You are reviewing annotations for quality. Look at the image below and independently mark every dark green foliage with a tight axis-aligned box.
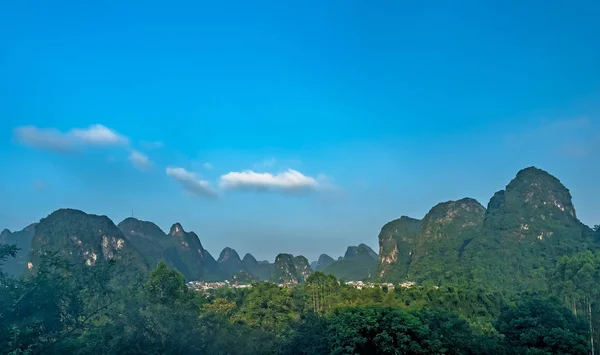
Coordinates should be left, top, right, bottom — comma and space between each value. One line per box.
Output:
323, 244, 378, 281
496, 297, 590, 355
409, 198, 485, 285
0, 223, 36, 276
326, 306, 442, 354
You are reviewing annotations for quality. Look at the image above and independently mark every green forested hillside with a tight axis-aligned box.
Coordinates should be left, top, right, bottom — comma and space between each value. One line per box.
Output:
0, 223, 36, 276
377, 167, 596, 292
464, 167, 594, 291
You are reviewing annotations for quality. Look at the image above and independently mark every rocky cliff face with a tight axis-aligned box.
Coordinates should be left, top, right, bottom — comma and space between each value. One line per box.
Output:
293, 255, 313, 282
271, 253, 300, 284
28, 209, 147, 281
376, 216, 421, 280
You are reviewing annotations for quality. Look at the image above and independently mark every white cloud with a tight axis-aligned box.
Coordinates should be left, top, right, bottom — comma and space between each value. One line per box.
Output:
70, 124, 129, 146
202, 162, 214, 170
14, 124, 128, 151
129, 150, 152, 171
13, 126, 74, 152
219, 169, 320, 192
166, 167, 217, 198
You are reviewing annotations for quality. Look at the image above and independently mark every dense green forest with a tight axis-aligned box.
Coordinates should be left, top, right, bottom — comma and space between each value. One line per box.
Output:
0, 245, 596, 354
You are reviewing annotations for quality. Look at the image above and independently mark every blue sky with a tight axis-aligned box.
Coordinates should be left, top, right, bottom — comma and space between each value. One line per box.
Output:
1, 1, 599, 261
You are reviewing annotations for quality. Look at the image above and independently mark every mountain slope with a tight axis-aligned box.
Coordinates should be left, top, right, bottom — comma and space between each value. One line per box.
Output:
241, 253, 270, 280
323, 244, 378, 281
293, 255, 313, 282
118, 217, 190, 275
28, 209, 147, 281
464, 167, 594, 291
314, 254, 335, 271
377, 216, 421, 281
376, 167, 595, 291
218, 247, 243, 280
408, 198, 485, 285
271, 253, 300, 284
168, 223, 223, 281
0, 223, 37, 276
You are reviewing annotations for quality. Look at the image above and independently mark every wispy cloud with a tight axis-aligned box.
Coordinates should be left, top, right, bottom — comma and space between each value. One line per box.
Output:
202, 162, 214, 170
140, 140, 164, 149
32, 180, 47, 191
219, 169, 320, 192
129, 150, 152, 171
13, 126, 75, 152
14, 124, 128, 151
166, 167, 217, 198
252, 158, 277, 170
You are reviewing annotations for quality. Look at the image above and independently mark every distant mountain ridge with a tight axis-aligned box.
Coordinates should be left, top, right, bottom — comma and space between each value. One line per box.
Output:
3, 166, 594, 291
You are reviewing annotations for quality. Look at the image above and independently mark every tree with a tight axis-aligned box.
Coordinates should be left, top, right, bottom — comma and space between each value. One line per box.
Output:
327, 306, 442, 355
495, 297, 589, 355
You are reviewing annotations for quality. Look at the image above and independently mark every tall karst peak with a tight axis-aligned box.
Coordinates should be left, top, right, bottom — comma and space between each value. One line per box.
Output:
242, 253, 258, 264
377, 216, 421, 280
241, 253, 268, 280
218, 247, 241, 263
271, 253, 300, 284
293, 255, 313, 282
169, 222, 186, 236
501, 166, 576, 217
218, 247, 243, 280
344, 244, 377, 260
1, 228, 11, 238
315, 254, 335, 271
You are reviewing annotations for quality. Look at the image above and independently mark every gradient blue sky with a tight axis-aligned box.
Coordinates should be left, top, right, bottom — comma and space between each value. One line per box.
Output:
1, 1, 599, 261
